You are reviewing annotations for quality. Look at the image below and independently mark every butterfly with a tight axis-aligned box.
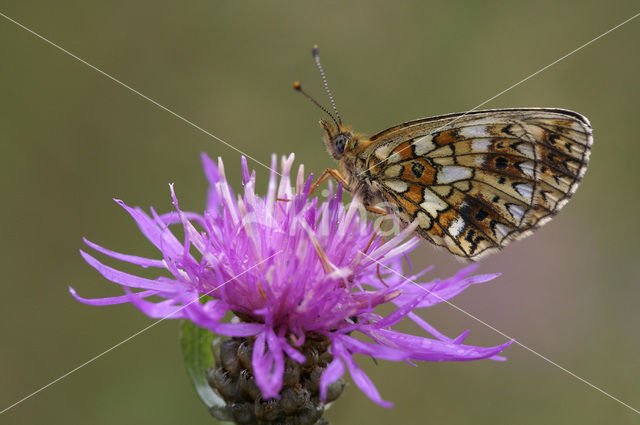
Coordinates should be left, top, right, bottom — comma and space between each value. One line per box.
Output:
295, 46, 593, 260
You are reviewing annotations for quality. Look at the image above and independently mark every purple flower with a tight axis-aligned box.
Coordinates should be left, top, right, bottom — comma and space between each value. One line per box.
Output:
71, 153, 511, 409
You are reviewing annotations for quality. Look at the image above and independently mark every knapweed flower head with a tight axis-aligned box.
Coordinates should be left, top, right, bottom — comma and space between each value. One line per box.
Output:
72, 153, 511, 421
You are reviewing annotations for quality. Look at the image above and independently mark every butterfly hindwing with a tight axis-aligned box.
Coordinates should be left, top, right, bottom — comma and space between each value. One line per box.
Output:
366, 108, 592, 259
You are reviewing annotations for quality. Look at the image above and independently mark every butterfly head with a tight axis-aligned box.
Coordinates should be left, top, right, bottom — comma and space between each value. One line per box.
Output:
320, 119, 355, 160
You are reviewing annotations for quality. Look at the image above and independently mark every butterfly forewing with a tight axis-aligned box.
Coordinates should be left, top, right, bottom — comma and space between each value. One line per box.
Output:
364, 108, 592, 259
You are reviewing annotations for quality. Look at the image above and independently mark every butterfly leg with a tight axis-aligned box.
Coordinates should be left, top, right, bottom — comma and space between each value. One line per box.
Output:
363, 220, 390, 285
309, 168, 350, 195
366, 205, 387, 215
364, 218, 387, 253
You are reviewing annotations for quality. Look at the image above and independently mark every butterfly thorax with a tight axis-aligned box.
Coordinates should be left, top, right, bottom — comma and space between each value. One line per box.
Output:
321, 119, 386, 206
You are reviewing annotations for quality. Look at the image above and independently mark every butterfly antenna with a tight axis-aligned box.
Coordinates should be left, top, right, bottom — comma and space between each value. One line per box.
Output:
312, 45, 342, 125
293, 81, 341, 129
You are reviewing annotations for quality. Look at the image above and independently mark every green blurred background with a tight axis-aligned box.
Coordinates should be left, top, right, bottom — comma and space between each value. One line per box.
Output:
1, 1, 639, 424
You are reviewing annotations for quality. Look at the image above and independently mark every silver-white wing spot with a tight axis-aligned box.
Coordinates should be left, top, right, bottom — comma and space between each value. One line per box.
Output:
383, 180, 409, 193
471, 138, 492, 152
495, 223, 510, 239
420, 188, 448, 216
514, 183, 534, 202
416, 211, 432, 229
374, 144, 394, 161
436, 166, 473, 184
459, 125, 491, 138
507, 203, 525, 222
519, 160, 535, 177
448, 216, 466, 237
515, 143, 534, 158
384, 164, 403, 178
413, 134, 436, 155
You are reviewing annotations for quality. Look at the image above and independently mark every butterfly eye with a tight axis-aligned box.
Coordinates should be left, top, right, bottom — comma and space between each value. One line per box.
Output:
334, 134, 347, 154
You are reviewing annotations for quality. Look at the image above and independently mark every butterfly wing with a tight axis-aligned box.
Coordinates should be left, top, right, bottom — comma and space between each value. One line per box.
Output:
364, 108, 592, 260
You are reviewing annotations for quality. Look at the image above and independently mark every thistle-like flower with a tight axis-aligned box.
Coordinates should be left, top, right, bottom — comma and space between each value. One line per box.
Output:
72, 154, 511, 424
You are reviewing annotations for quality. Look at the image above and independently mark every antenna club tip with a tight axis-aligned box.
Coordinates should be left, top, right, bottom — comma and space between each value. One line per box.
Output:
293, 81, 302, 90
312, 45, 319, 57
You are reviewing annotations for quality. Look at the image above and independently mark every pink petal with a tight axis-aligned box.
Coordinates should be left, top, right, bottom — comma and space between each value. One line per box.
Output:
80, 250, 176, 292
69, 287, 158, 305
83, 238, 165, 268
333, 340, 393, 408
319, 355, 345, 401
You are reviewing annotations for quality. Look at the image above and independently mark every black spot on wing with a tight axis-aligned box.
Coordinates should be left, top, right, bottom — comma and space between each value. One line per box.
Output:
475, 209, 489, 221
495, 157, 508, 169
411, 162, 425, 178
459, 203, 473, 219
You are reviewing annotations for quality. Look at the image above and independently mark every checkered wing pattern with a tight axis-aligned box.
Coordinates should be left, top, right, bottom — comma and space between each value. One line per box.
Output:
364, 108, 592, 259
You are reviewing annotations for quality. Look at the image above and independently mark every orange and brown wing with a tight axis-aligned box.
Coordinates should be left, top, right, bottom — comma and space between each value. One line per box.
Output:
364, 109, 592, 259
